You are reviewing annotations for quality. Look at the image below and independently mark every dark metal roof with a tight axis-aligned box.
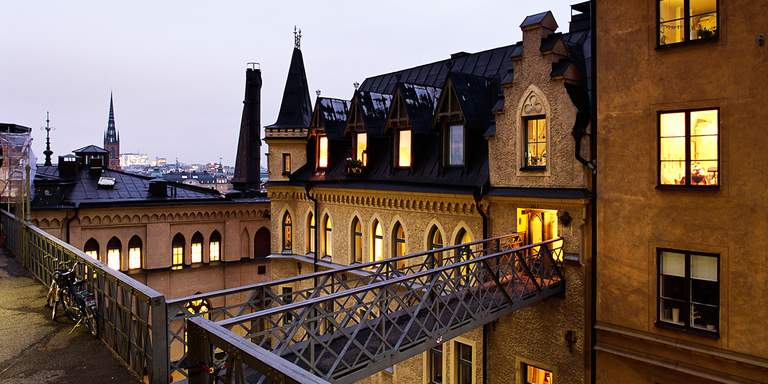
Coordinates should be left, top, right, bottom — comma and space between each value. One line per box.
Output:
313, 97, 350, 140
520, 11, 557, 29
350, 91, 392, 137
73, 145, 109, 154
0, 123, 32, 134
392, 83, 442, 134
266, 48, 313, 129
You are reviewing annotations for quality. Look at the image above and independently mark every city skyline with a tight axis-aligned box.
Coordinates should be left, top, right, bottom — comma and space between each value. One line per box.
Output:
0, 0, 570, 164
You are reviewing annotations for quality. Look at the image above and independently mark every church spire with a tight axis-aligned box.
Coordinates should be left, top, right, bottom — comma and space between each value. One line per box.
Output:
104, 93, 120, 169
43, 112, 53, 166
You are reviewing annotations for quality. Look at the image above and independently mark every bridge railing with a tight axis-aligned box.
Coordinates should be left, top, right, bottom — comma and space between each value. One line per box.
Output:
187, 238, 564, 384
164, 233, 524, 380
0, 210, 169, 384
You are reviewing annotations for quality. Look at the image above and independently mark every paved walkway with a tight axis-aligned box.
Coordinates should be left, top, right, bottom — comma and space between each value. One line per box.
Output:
0, 249, 140, 384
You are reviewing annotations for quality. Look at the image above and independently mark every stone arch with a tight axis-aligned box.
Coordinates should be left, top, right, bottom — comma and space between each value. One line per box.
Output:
517, 84, 553, 169
450, 222, 476, 246
423, 219, 447, 251
240, 227, 250, 259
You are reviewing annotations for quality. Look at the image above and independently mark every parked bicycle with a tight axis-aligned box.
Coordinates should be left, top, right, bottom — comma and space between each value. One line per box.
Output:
45, 262, 99, 337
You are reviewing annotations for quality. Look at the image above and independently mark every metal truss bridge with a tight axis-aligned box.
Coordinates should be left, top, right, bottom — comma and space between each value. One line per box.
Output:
178, 234, 566, 384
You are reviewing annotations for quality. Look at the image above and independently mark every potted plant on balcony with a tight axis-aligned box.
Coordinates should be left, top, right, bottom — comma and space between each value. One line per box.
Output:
346, 157, 365, 177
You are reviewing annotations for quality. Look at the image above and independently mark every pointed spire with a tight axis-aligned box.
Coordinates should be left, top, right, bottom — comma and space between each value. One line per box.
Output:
266, 34, 312, 130
104, 93, 118, 145
43, 112, 53, 166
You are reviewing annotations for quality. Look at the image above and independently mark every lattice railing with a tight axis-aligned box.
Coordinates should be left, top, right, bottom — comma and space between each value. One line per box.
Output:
0, 210, 168, 384
165, 233, 525, 381
186, 237, 564, 384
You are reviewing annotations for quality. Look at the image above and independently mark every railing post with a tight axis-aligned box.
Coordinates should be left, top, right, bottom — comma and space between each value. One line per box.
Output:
150, 295, 170, 384
186, 318, 211, 384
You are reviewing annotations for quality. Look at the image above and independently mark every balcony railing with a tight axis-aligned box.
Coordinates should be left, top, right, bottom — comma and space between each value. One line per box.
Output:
0, 210, 168, 384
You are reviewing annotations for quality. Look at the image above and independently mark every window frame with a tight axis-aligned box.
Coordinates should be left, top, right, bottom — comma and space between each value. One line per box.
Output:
372, 220, 384, 262
307, 212, 316, 255
282, 212, 293, 253
657, 107, 720, 190
171, 234, 185, 270
656, 248, 720, 338
128, 236, 143, 270
317, 135, 329, 170
522, 115, 547, 171
209, 231, 222, 262
354, 132, 368, 166
352, 217, 363, 264
392, 222, 406, 258
395, 129, 412, 168
427, 344, 444, 384
657, 0, 720, 48
521, 363, 555, 384
445, 123, 466, 167
454, 341, 474, 384
282, 153, 291, 176
323, 214, 333, 259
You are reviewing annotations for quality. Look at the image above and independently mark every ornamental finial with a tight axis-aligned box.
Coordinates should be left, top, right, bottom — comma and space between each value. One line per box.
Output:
294, 26, 302, 49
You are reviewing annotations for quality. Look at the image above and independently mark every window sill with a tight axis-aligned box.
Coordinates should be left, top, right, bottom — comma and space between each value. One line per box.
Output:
654, 321, 720, 339
520, 166, 546, 172
656, 35, 719, 50
655, 184, 720, 191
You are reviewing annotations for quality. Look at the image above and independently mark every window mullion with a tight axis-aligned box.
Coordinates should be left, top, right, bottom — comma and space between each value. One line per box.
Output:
685, 111, 692, 186
685, 252, 691, 328
684, 0, 691, 42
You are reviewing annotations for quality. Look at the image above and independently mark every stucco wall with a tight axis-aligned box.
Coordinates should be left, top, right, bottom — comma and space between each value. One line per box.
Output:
266, 139, 308, 181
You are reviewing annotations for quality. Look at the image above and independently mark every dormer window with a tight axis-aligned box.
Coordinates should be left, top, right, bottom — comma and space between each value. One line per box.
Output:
355, 132, 368, 165
447, 124, 465, 166
396, 129, 412, 167
318, 135, 329, 169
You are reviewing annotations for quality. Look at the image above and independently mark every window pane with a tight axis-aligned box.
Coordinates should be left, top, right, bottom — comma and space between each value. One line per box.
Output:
429, 346, 443, 384
660, 298, 685, 325
398, 130, 411, 167
129, 247, 141, 269
662, 275, 686, 300
690, 0, 716, 15
318, 136, 328, 168
691, 12, 718, 40
660, 19, 685, 45
660, 112, 686, 137
691, 255, 717, 281
449, 124, 464, 165
691, 279, 718, 305
524, 365, 555, 384
525, 118, 547, 167
107, 248, 120, 270
191, 242, 202, 263
660, 0, 685, 21
356, 133, 367, 165
85, 250, 98, 259
209, 241, 220, 262
691, 303, 718, 331
661, 251, 685, 276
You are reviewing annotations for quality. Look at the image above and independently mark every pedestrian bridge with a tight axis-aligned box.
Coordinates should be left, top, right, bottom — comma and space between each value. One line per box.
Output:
0, 210, 565, 384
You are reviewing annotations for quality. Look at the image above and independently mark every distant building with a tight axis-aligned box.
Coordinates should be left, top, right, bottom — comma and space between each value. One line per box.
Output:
120, 152, 151, 167
162, 168, 231, 194
103, 94, 120, 169
0, 123, 34, 209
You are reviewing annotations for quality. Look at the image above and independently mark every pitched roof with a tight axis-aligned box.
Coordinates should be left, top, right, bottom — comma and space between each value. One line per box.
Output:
73, 145, 109, 154
313, 97, 350, 140
266, 48, 312, 129
393, 83, 442, 133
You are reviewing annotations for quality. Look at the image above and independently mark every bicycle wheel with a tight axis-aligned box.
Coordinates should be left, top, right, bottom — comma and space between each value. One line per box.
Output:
48, 284, 59, 320
84, 307, 98, 337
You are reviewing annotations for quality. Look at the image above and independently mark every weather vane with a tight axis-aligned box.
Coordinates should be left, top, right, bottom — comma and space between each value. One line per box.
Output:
316, 89, 321, 96
353, 82, 360, 90
294, 26, 302, 49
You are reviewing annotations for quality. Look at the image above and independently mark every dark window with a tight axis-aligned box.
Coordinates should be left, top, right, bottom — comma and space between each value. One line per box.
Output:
352, 217, 362, 264
455, 341, 472, 384
658, 0, 719, 46
523, 116, 547, 169
522, 363, 554, 384
282, 153, 291, 175
171, 233, 185, 270
447, 124, 465, 166
658, 109, 719, 188
428, 345, 443, 384
282, 287, 293, 324
657, 249, 719, 334
392, 222, 406, 258
323, 214, 333, 258
282, 212, 293, 252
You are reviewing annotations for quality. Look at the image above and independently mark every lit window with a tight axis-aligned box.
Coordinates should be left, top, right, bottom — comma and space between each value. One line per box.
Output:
106, 237, 121, 270
307, 213, 316, 254
84, 238, 99, 259
658, 0, 718, 46
455, 341, 473, 384
658, 249, 719, 333
352, 217, 362, 264
282, 153, 291, 175
659, 109, 718, 187
209, 231, 221, 262
191, 232, 203, 264
356, 133, 367, 165
523, 364, 554, 384
372, 220, 383, 262
448, 124, 464, 166
427, 344, 443, 384
524, 117, 547, 168
282, 212, 293, 252
397, 130, 411, 167
318, 135, 329, 168
323, 214, 333, 258
172, 233, 185, 270
393, 222, 406, 258
128, 236, 142, 270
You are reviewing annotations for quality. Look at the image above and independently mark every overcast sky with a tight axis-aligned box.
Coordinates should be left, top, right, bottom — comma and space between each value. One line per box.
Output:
1, 1, 574, 166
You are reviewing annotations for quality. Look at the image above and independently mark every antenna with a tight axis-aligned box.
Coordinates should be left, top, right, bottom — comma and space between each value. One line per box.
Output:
42, 111, 54, 166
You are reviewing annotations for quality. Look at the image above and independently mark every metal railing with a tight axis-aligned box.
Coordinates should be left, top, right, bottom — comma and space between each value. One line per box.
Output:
186, 237, 564, 384
164, 233, 525, 381
0, 210, 168, 383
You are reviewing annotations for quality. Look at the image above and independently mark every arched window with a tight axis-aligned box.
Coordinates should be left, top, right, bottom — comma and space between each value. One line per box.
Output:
282, 212, 293, 252
106, 237, 121, 270
351, 217, 362, 264
84, 238, 99, 259
372, 220, 384, 262
172, 233, 185, 270
392, 222, 406, 258
306, 212, 316, 254
254, 227, 270, 259
209, 231, 221, 262
322, 214, 333, 258
427, 226, 444, 267
521, 91, 548, 170
455, 228, 472, 282
191, 232, 203, 264
241, 228, 250, 259
128, 236, 142, 270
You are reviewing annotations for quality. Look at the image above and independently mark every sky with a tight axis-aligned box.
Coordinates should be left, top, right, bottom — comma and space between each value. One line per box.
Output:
1, 1, 575, 166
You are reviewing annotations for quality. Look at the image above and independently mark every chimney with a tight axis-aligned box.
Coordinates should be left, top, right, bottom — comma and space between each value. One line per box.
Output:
232, 63, 263, 192
57, 155, 79, 179
148, 178, 168, 198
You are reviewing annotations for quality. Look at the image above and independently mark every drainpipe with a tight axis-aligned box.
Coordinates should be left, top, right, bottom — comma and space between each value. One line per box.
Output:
473, 186, 490, 384
589, 2, 598, 383
304, 184, 318, 274
63, 206, 80, 243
